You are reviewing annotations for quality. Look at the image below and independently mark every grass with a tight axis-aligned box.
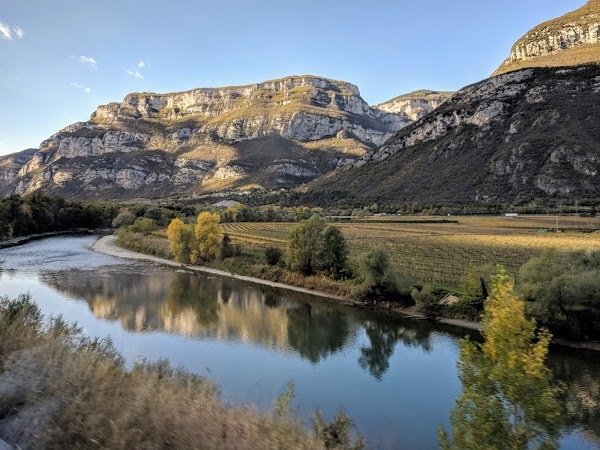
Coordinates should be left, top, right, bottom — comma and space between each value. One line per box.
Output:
495, 45, 600, 76
0, 294, 363, 449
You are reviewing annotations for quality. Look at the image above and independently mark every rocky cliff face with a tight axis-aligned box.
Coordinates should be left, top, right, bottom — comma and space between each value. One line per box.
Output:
309, 65, 600, 205
0, 76, 415, 198
373, 90, 454, 121
495, 0, 600, 75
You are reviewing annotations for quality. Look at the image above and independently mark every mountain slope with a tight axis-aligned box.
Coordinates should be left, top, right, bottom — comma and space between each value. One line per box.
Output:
0, 76, 412, 199
307, 65, 600, 206
494, 0, 600, 75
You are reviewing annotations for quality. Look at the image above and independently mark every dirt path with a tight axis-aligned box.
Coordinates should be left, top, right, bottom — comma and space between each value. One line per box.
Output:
91, 235, 484, 332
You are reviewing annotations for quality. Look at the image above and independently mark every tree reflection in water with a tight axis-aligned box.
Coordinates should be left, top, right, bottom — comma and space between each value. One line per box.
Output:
286, 303, 350, 364
165, 273, 221, 326
359, 320, 432, 380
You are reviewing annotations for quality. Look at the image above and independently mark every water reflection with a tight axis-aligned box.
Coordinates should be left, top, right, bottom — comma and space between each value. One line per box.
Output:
42, 269, 364, 364
359, 321, 432, 380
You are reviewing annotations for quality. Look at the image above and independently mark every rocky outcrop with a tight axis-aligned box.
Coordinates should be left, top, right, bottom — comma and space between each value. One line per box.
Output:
495, 0, 600, 75
374, 90, 454, 121
0, 75, 414, 198
309, 65, 600, 206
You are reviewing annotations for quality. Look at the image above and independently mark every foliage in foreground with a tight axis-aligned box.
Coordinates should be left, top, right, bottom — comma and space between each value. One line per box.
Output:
0, 294, 364, 449
439, 269, 564, 450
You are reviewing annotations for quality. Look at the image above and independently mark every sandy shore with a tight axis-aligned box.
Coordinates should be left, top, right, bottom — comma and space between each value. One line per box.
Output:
91, 235, 354, 303
91, 235, 484, 332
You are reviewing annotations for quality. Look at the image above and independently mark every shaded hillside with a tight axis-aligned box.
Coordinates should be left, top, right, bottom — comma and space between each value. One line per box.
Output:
495, 0, 600, 75
0, 76, 410, 199
307, 66, 600, 207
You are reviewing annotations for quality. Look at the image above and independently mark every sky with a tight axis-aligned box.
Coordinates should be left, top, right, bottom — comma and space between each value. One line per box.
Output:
0, 0, 588, 156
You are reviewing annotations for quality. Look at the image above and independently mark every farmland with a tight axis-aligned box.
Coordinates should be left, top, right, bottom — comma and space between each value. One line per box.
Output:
222, 215, 600, 286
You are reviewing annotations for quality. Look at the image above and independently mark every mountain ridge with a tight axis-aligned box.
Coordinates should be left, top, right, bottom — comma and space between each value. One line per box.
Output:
0, 75, 445, 199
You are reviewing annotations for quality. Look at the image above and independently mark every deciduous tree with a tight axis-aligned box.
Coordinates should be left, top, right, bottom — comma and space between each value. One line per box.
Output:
439, 268, 563, 450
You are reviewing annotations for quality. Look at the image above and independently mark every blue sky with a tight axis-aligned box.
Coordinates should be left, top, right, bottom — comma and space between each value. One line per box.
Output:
0, 0, 587, 156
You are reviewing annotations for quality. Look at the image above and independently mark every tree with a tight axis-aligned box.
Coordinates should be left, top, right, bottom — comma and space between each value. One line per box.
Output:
265, 246, 283, 266
286, 215, 327, 275
112, 211, 136, 228
220, 233, 234, 260
166, 218, 194, 263
192, 212, 222, 263
439, 268, 563, 450
319, 226, 348, 279
518, 249, 600, 340
358, 247, 400, 300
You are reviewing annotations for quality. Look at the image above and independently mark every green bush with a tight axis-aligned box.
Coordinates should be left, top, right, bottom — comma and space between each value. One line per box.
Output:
265, 246, 283, 266
411, 285, 442, 317
357, 247, 403, 301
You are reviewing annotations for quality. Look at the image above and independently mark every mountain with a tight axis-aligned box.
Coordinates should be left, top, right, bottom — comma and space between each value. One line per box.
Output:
0, 76, 415, 198
494, 0, 600, 75
307, 65, 600, 207
306, 1, 600, 208
374, 90, 454, 121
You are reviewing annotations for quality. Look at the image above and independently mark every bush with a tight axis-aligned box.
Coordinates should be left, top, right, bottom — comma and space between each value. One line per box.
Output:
518, 249, 600, 340
411, 285, 442, 317
357, 247, 402, 301
128, 217, 158, 235
112, 211, 136, 228
220, 233, 235, 260
265, 246, 283, 266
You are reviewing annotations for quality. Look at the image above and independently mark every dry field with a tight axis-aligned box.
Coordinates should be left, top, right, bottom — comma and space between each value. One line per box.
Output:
222, 215, 600, 285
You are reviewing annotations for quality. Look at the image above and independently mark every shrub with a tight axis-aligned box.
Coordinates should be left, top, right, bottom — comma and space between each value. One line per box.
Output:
412, 285, 442, 317
220, 233, 235, 260
128, 217, 158, 235
357, 247, 401, 301
265, 246, 283, 266
112, 211, 136, 228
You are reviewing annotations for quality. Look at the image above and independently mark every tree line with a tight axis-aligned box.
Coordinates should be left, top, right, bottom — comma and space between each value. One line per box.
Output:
0, 194, 118, 240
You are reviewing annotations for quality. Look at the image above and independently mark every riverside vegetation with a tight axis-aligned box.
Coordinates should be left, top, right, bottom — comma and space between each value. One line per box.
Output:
0, 293, 366, 449
114, 203, 600, 343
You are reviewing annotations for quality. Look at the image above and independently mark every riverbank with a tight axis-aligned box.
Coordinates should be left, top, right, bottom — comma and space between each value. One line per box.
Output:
92, 235, 483, 332
0, 229, 112, 250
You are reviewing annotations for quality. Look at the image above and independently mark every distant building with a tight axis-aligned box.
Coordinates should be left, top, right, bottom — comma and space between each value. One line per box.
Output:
505, 213, 519, 217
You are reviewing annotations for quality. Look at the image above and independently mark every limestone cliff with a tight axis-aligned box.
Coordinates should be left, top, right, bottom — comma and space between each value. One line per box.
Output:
495, 0, 600, 75
0, 76, 412, 198
373, 90, 454, 121
309, 65, 600, 205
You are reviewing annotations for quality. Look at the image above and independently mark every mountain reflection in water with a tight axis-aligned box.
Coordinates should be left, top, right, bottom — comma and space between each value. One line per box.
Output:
42, 268, 433, 374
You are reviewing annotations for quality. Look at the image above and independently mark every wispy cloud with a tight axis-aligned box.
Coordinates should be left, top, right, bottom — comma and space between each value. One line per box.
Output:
73, 55, 97, 69
126, 69, 144, 80
126, 60, 148, 80
70, 82, 92, 93
0, 22, 25, 40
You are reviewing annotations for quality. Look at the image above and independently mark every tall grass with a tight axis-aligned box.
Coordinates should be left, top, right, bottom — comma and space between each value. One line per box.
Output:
0, 294, 364, 449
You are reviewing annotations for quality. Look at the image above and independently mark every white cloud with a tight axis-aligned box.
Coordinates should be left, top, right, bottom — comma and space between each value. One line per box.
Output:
70, 82, 91, 93
0, 22, 13, 40
0, 23, 25, 40
74, 55, 97, 69
126, 69, 144, 80
137, 60, 145, 68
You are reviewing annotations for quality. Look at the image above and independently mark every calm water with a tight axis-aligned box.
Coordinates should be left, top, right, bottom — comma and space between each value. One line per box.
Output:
0, 235, 599, 449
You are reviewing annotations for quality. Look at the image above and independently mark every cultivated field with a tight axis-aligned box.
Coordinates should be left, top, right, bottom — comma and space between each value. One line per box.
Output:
222, 215, 600, 285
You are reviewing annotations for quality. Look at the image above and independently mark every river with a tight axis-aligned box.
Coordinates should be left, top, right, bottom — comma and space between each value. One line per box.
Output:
0, 235, 598, 449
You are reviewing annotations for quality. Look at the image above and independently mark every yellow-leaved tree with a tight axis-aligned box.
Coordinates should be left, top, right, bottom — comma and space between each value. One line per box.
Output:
192, 212, 222, 263
166, 218, 194, 263
439, 268, 564, 450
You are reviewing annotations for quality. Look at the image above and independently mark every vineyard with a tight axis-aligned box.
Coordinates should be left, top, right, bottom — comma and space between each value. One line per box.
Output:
222, 216, 600, 285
